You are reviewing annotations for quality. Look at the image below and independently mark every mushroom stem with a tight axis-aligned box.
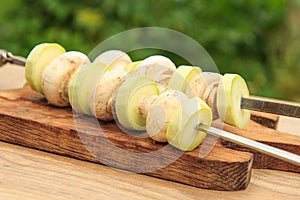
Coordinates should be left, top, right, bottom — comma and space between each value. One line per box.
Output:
138, 95, 158, 118
145, 90, 185, 143
106, 97, 114, 114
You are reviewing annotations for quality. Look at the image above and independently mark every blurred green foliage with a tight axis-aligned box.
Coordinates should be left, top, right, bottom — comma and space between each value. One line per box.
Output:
0, 0, 299, 101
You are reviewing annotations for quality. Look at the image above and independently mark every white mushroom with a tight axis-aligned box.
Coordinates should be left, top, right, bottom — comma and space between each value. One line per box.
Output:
93, 50, 132, 71
146, 89, 186, 142
114, 76, 212, 150
90, 70, 127, 121
130, 55, 176, 85
41, 51, 90, 107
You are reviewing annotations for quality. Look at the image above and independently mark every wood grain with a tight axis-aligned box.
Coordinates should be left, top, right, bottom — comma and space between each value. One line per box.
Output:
1, 141, 300, 200
223, 121, 300, 173
0, 87, 253, 191
1, 64, 299, 198
250, 110, 279, 129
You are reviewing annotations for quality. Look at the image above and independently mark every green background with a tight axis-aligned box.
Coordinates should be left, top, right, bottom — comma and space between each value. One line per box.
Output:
1, 0, 299, 101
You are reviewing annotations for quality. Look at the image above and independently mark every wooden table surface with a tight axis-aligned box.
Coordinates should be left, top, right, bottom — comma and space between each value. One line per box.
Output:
1, 64, 300, 199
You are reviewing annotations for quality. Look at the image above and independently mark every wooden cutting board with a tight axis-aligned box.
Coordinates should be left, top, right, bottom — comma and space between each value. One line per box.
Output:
0, 87, 299, 191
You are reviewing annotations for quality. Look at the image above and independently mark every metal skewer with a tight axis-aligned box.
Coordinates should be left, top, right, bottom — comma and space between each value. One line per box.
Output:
196, 124, 300, 166
241, 97, 300, 118
1, 49, 299, 166
0, 49, 26, 67
2, 49, 299, 118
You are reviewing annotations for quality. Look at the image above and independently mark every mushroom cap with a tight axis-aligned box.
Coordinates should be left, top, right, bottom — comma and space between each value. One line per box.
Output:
90, 70, 127, 121
42, 51, 90, 107
130, 55, 176, 85
93, 50, 132, 71
146, 90, 187, 142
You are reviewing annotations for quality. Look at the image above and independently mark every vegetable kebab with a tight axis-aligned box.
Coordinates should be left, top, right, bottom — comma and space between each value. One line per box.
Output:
25, 43, 251, 151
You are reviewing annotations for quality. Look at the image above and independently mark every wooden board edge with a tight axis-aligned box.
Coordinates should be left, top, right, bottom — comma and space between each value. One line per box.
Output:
221, 140, 300, 173
0, 112, 253, 191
